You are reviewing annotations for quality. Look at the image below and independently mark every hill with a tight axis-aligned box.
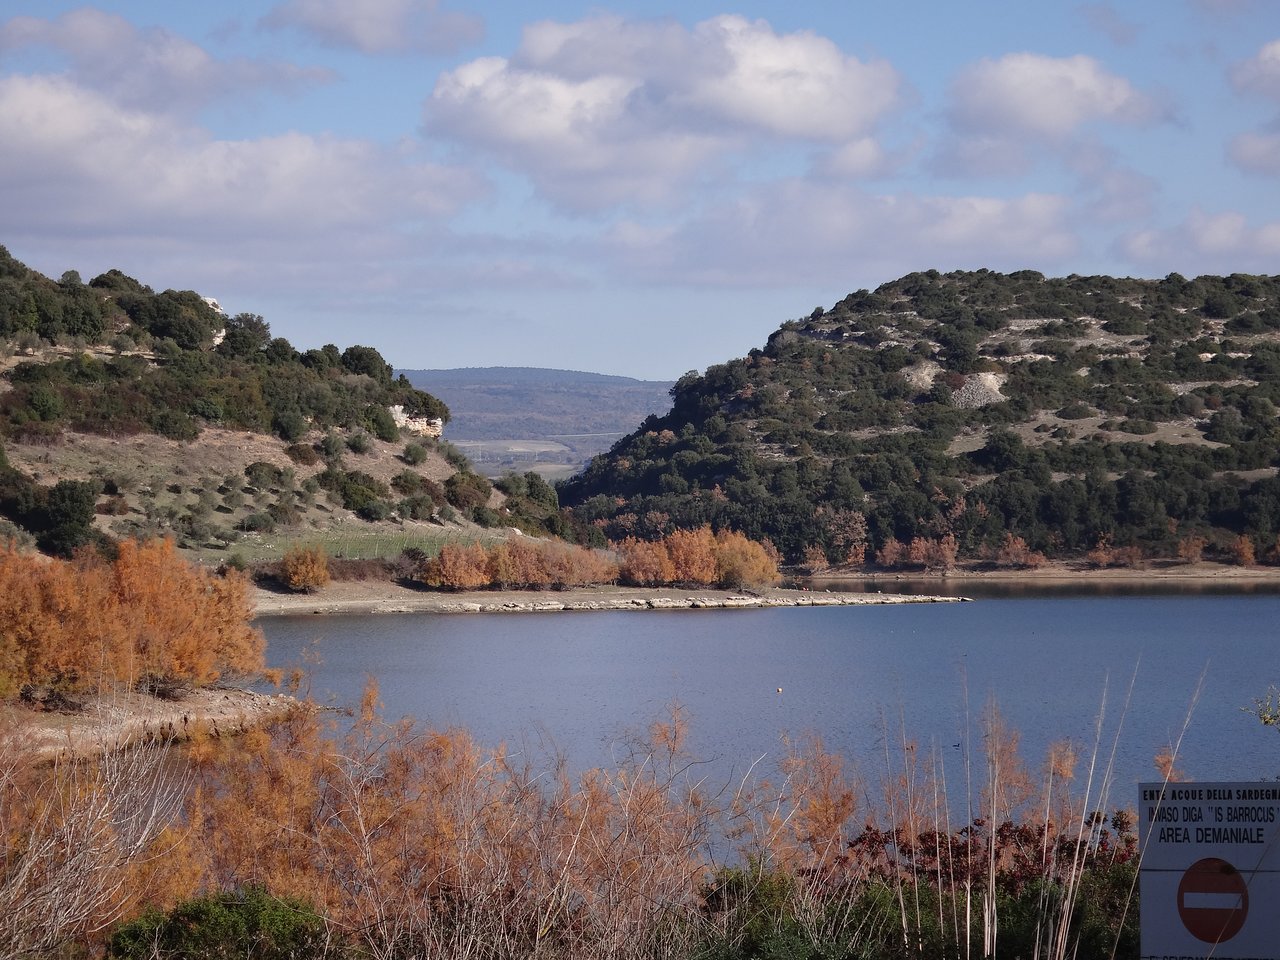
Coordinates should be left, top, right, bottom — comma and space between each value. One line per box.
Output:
559, 269, 1280, 568
399, 366, 673, 477
0, 246, 565, 558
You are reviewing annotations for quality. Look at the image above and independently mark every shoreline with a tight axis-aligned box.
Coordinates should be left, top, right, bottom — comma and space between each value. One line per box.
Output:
813, 560, 1280, 585
250, 560, 1280, 618
251, 583, 968, 617
8, 686, 300, 761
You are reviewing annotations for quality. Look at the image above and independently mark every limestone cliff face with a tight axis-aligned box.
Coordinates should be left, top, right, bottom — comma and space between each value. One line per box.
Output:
389, 405, 444, 438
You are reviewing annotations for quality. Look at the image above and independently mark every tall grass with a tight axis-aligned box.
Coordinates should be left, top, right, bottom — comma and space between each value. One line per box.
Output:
8, 669, 1199, 960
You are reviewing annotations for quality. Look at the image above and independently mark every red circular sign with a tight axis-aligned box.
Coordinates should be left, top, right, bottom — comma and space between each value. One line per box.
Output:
1177, 857, 1249, 943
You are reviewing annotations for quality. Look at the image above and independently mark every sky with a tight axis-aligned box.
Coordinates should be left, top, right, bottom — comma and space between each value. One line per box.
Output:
1, 1, 1278, 380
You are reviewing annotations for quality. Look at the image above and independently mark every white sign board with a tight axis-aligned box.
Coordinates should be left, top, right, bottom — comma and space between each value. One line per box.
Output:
1140, 782, 1280, 959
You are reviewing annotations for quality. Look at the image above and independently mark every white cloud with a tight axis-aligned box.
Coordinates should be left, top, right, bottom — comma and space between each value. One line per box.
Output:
812, 138, 895, 179
671, 16, 899, 142
949, 53, 1159, 139
426, 14, 902, 210
1229, 130, 1280, 175
602, 181, 1075, 286
262, 0, 483, 55
0, 9, 328, 113
428, 56, 722, 209
0, 74, 482, 239
930, 134, 1036, 178
1121, 208, 1280, 272
1231, 39, 1280, 100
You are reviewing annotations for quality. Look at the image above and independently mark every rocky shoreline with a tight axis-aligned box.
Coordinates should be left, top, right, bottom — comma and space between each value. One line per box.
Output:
252, 584, 968, 617
11, 686, 300, 761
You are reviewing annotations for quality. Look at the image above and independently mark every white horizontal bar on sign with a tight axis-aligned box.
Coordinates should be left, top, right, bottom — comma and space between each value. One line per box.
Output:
1181, 892, 1245, 910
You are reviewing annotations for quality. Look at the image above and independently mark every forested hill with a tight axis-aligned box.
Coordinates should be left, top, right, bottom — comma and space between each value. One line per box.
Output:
0, 246, 551, 558
559, 269, 1280, 567
398, 367, 673, 441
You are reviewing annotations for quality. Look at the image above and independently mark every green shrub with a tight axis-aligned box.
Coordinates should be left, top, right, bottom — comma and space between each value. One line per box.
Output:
107, 887, 330, 960
1057, 402, 1093, 420
244, 461, 281, 490
151, 408, 199, 441
398, 494, 435, 520
284, 442, 319, 465
402, 442, 428, 465
272, 409, 308, 442
440, 441, 470, 470
1119, 418, 1157, 435
239, 511, 276, 533
319, 431, 345, 461
357, 499, 392, 521
444, 472, 492, 510
471, 505, 503, 527
366, 404, 399, 442
392, 469, 424, 494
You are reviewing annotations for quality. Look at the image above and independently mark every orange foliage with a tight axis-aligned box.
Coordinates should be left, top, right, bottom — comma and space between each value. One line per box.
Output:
617, 537, 675, 586
0, 539, 263, 694
875, 536, 904, 569
1084, 536, 1115, 568
421, 542, 491, 590
423, 538, 622, 590
3, 685, 1143, 959
905, 536, 932, 568
617, 528, 778, 589
988, 532, 1047, 569
664, 526, 718, 585
769, 734, 860, 872
1175, 535, 1207, 564
1229, 534, 1256, 567
280, 545, 330, 593
712, 529, 779, 588
180, 692, 714, 959
801, 544, 829, 574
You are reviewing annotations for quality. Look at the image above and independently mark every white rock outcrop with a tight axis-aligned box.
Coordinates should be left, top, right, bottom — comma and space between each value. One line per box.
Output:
389, 405, 444, 437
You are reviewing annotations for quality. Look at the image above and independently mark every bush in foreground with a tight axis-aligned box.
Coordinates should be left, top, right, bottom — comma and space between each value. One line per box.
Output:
0, 537, 263, 695
107, 887, 329, 960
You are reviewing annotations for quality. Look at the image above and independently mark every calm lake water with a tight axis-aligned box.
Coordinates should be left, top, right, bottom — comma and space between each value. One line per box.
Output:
258, 594, 1280, 805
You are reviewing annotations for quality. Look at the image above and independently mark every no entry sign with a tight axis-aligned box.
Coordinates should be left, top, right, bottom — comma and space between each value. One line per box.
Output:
1140, 782, 1280, 959
1177, 857, 1248, 943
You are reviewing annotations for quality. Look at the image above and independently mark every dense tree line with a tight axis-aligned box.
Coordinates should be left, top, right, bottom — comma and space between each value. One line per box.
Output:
417, 526, 779, 591
561, 269, 1280, 565
0, 246, 448, 446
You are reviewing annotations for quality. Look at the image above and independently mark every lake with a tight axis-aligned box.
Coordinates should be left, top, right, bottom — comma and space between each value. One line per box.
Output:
258, 593, 1280, 809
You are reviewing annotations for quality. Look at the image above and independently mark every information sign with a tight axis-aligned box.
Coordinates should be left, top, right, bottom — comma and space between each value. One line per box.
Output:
1139, 782, 1280, 960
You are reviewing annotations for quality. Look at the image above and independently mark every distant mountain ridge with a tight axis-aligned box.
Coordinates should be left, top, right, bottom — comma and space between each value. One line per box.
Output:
398, 367, 674, 442
402, 366, 662, 387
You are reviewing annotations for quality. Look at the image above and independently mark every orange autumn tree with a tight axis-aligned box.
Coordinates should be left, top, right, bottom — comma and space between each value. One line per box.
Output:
664, 527, 718, 585
424, 539, 621, 591
0, 538, 263, 695
711, 530, 780, 589
617, 537, 676, 586
279, 545, 330, 593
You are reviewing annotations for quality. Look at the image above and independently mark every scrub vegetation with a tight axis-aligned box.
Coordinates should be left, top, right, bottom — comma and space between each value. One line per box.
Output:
562, 269, 1280, 569
6, 680, 1142, 960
